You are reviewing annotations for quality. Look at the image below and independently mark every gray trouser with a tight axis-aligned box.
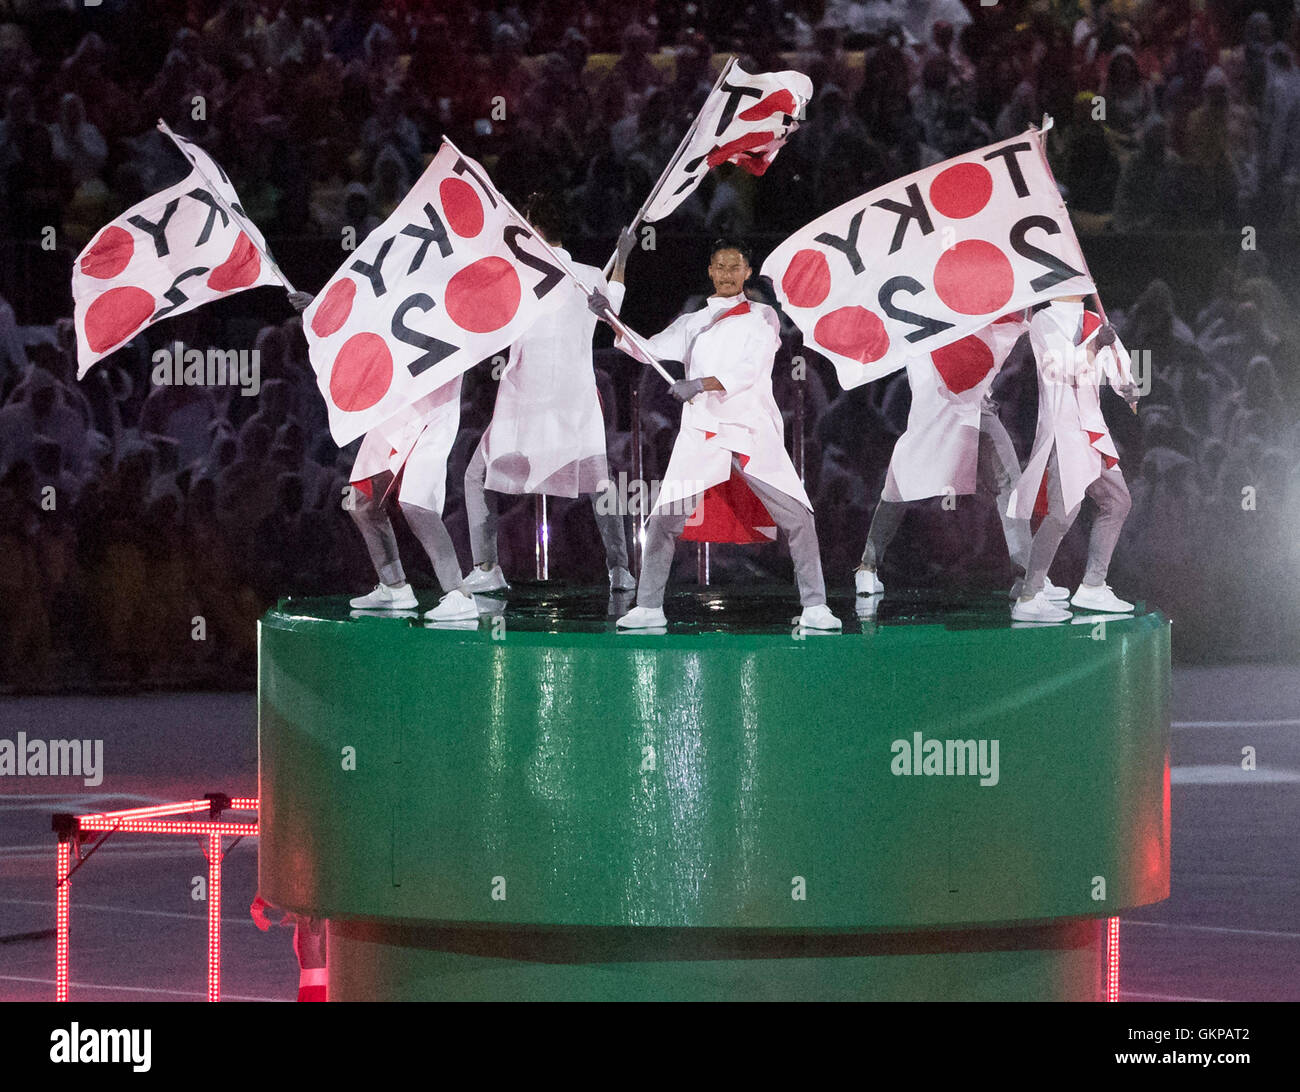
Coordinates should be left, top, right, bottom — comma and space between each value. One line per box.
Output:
348, 483, 463, 593
861, 403, 1031, 575
1023, 451, 1131, 597
464, 435, 629, 571
637, 460, 826, 610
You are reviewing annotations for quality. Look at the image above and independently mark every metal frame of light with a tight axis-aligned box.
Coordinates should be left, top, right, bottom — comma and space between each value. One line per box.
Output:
53, 795, 259, 1002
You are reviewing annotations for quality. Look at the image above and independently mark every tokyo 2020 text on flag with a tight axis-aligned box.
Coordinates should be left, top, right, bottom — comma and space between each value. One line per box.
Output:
641, 59, 812, 224
305, 141, 568, 445
72, 125, 286, 377
761, 127, 1095, 390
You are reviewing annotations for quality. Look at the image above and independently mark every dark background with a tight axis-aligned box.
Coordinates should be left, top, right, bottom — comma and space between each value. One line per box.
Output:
1, 0, 1298, 690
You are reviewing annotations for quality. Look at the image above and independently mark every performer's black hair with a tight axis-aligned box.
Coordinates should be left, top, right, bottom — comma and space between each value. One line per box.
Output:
708, 237, 753, 267
521, 191, 570, 245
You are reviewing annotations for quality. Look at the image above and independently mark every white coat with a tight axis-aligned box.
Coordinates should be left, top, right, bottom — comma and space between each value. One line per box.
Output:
882, 312, 1028, 502
350, 375, 462, 513
1008, 300, 1136, 520
481, 250, 623, 497
629, 293, 810, 526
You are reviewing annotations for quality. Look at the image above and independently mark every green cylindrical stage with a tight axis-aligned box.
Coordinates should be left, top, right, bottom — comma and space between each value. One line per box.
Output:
258, 589, 1170, 1001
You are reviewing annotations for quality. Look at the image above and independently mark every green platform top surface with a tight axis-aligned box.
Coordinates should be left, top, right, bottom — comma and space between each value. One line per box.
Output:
258, 587, 1171, 932
262, 583, 1163, 648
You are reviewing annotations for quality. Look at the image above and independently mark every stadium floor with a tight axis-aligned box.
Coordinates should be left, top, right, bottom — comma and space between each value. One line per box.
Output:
1, 664, 1296, 1003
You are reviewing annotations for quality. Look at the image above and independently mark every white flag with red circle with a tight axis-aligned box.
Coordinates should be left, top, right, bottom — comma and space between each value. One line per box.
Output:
643, 60, 812, 223
304, 141, 568, 445
761, 128, 1095, 390
73, 127, 284, 377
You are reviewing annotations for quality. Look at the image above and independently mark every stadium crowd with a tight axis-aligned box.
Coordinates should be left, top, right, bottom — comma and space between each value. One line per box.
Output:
0, 0, 1297, 687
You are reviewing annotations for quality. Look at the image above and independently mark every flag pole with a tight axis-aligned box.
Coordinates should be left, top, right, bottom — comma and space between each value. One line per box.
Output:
1032, 118, 1133, 409
601, 55, 737, 276
1032, 115, 1106, 323
157, 120, 297, 294
440, 137, 676, 384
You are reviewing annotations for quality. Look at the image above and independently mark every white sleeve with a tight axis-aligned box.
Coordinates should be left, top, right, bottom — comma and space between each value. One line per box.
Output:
618, 312, 690, 362
1100, 336, 1139, 398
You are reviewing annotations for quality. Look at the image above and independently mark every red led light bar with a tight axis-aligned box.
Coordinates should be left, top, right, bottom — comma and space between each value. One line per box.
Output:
54, 796, 259, 1002
1106, 917, 1120, 1002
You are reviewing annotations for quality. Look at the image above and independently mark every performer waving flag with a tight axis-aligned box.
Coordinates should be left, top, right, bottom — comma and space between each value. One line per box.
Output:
760, 124, 1095, 392
303, 138, 570, 446
854, 311, 1062, 602
1007, 297, 1139, 622
302, 141, 571, 622
72, 121, 291, 376
461, 196, 637, 595
595, 239, 840, 632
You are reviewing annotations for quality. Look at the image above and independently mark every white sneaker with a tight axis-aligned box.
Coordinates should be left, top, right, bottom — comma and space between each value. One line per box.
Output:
350, 582, 418, 610
1011, 593, 1072, 623
425, 589, 480, 622
616, 605, 667, 629
461, 564, 508, 593
609, 565, 636, 591
854, 568, 884, 596
797, 604, 842, 630
1071, 583, 1133, 612
1009, 577, 1068, 601
1043, 578, 1070, 601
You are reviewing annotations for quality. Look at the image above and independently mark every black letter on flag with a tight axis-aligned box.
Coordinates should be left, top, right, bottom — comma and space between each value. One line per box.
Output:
174, 134, 231, 184
129, 198, 181, 258
878, 276, 955, 343
400, 203, 453, 275
871, 184, 934, 255
503, 226, 563, 300
814, 209, 866, 275
392, 294, 458, 376
715, 80, 763, 135
351, 237, 394, 298
186, 189, 229, 246
1010, 215, 1084, 292
152, 266, 211, 320
983, 142, 1034, 198
453, 157, 499, 208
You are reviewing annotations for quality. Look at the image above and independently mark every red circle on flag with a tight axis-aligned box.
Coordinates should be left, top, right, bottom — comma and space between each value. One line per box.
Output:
929, 162, 993, 219
933, 240, 1014, 315
84, 286, 155, 353
444, 256, 521, 333
329, 333, 393, 412
207, 232, 262, 291
312, 277, 356, 337
782, 249, 831, 309
80, 226, 134, 280
440, 177, 484, 238
931, 334, 996, 394
814, 306, 890, 365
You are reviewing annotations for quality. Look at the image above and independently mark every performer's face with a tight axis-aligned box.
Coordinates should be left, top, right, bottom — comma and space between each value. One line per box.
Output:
708, 249, 750, 297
